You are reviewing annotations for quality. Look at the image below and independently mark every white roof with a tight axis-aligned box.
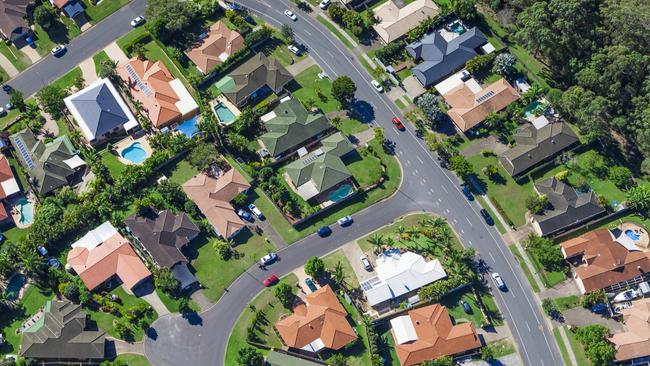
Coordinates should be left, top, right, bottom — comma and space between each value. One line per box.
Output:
63, 155, 86, 169
531, 115, 550, 129
300, 338, 325, 353
434, 71, 482, 95
481, 42, 496, 54
71, 221, 119, 250
613, 229, 641, 252
171, 79, 199, 116
515, 78, 531, 93
260, 111, 276, 122
390, 315, 418, 344
0, 178, 20, 197
296, 181, 320, 201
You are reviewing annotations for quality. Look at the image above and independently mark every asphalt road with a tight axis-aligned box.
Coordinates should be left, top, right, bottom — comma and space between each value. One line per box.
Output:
145, 2, 564, 366
0, 0, 146, 106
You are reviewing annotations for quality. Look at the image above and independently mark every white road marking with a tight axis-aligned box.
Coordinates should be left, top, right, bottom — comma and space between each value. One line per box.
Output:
468, 240, 473, 245
526, 322, 531, 332
489, 252, 496, 261
405, 160, 411, 165
466, 217, 472, 225
460, 229, 464, 234
442, 185, 449, 193
416, 156, 424, 164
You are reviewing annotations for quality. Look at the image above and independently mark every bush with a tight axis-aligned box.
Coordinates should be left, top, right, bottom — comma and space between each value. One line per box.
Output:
608, 166, 634, 190
375, 41, 406, 64
581, 290, 607, 308
63, 282, 80, 301
304, 257, 326, 279
525, 194, 548, 214
274, 282, 295, 308
523, 234, 566, 272
466, 53, 497, 74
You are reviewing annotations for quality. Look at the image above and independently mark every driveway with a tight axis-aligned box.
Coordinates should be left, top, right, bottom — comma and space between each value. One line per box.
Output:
561, 307, 624, 331
342, 242, 376, 284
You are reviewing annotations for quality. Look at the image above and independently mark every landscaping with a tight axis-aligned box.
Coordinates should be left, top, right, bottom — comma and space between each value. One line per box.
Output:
0, 285, 53, 354
322, 249, 360, 289
82, 0, 131, 23
113, 354, 151, 366
0, 43, 30, 72
440, 288, 486, 327
508, 244, 540, 293
101, 149, 126, 178
292, 65, 341, 114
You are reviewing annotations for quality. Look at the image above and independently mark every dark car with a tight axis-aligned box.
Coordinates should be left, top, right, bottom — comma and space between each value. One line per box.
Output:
263, 274, 279, 287
591, 303, 607, 314
47, 257, 61, 269
461, 300, 473, 314
305, 278, 317, 292
2, 85, 12, 92
317, 226, 332, 237
237, 209, 253, 222
36, 246, 48, 256
462, 186, 474, 201
480, 208, 494, 225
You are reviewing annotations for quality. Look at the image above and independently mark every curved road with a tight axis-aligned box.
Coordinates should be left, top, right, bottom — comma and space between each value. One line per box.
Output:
145, 2, 564, 365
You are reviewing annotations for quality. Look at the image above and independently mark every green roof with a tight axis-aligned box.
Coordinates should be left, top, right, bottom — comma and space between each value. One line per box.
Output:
266, 351, 323, 366
260, 99, 332, 157
221, 53, 293, 106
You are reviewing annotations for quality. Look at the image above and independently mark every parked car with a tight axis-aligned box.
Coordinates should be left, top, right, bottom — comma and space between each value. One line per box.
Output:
317, 226, 332, 237
263, 274, 279, 287
318, 72, 329, 79
51, 45, 66, 57
337, 215, 353, 226
491, 272, 506, 290
2, 85, 12, 92
360, 255, 372, 271
287, 44, 301, 56
392, 117, 405, 131
0, 107, 5, 116
319, 0, 331, 9
260, 252, 278, 266
591, 303, 607, 314
47, 257, 61, 269
36, 246, 48, 256
462, 186, 474, 201
480, 208, 494, 225
371, 79, 384, 93
247, 203, 265, 220
284, 10, 297, 21
305, 277, 317, 292
130, 16, 145, 27
461, 300, 473, 314
237, 209, 253, 222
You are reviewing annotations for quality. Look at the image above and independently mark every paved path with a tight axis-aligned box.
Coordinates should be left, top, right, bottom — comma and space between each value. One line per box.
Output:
0, 53, 19, 78
79, 57, 98, 84
21, 47, 41, 64
190, 290, 212, 312
341, 241, 376, 283
104, 42, 129, 64
459, 354, 522, 366
111, 339, 145, 355
285, 55, 315, 76
39, 111, 59, 137
140, 289, 170, 317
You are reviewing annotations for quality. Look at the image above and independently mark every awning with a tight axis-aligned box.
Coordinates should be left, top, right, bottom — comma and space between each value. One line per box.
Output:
63, 155, 86, 169
172, 263, 198, 290
124, 119, 139, 131
390, 315, 418, 345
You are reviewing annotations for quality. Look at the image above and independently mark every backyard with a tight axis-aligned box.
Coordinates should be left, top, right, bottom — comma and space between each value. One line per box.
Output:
82, 0, 131, 23
0, 285, 53, 355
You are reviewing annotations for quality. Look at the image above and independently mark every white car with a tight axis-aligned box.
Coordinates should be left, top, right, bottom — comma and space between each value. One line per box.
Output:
51, 45, 66, 56
371, 79, 384, 93
0, 107, 5, 116
319, 0, 331, 9
359, 255, 371, 271
337, 215, 353, 226
131, 16, 145, 27
318, 72, 329, 79
491, 272, 506, 290
247, 203, 265, 220
260, 252, 278, 266
284, 10, 297, 21
288, 45, 301, 56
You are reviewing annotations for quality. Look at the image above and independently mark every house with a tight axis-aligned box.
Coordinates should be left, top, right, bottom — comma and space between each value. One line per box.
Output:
406, 27, 487, 88
266, 351, 324, 366
390, 304, 481, 366
0, 0, 31, 48
373, 0, 439, 44
125, 210, 200, 290
117, 58, 199, 129
185, 21, 244, 74
259, 98, 332, 161
360, 251, 447, 313
50, 0, 87, 26
498, 122, 579, 177
9, 130, 86, 196
19, 299, 106, 362
610, 298, 650, 365
64, 78, 139, 146
443, 78, 520, 132
284, 133, 355, 202
67, 221, 152, 291
182, 167, 250, 239
276, 285, 357, 353
0, 155, 20, 223
531, 177, 606, 237
560, 228, 650, 294
216, 53, 293, 107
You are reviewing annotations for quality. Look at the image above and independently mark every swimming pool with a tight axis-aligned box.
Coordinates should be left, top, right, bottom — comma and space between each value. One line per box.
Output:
524, 101, 547, 117
328, 184, 353, 202
449, 21, 466, 34
5, 273, 26, 301
214, 102, 236, 125
176, 115, 200, 137
121, 142, 148, 164
16, 197, 34, 225
625, 229, 641, 241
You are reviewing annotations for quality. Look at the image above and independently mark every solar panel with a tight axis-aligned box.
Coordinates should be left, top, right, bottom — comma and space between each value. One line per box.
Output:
475, 90, 495, 103
302, 153, 320, 166
126, 64, 153, 97
15, 137, 35, 170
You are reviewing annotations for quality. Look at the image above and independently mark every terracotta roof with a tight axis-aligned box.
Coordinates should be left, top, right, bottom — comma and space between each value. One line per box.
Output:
392, 304, 481, 366
610, 298, 650, 362
276, 286, 357, 351
185, 21, 244, 74
182, 168, 250, 239
444, 79, 520, 131
560, 229, 650, 293
373, 0, 439, 43
67, 229, 151, 291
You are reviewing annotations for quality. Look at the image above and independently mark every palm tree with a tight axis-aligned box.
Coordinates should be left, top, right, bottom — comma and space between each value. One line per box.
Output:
396, 225, 408, 241
331, 261, 347, 290
368, 233, 385, 254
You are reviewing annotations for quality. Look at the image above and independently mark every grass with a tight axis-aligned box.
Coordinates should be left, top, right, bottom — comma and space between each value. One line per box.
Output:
32, 19, 80, 57
82, 0, 131, 23
224, 274, 298, 365
378, 324, 403, 366
394, 98, 406, 110
0, 285, 53, 355
554, 295, 582, 311
51, 67, 82, 90
563, 325, 591, 366
164, 159, 200, 185
485, 339, 516, 358
92, 50, 110, 73
526, 247, 567, 288
346, 149, 383, 188
262, 38, 306, 67
292, 65, 340, 113
441, 288, 486, 327
508, 244, 541, 293
322, 250, 360, 288
100, 149, 126, 178
329, 294, 371, 366
338, 118, 369, 135
113, 354, 151, 366
479, 289, 504, 326
553, 327, 572, 366
116, 27, 149, 53
0, 42, 30, 71
155, 288, 198, 313
315, 15, 354, 49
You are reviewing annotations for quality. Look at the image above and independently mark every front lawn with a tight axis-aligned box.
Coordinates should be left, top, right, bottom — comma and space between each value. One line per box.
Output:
508, 244, 540, 293
525, 247, 567, 288
82, 0, 131, 23
259, 37, 306, 67
0, 43, 30, 71
155, 288, 198, 313
346, 149, 383, 188
51, 67, 83, 90
0, 285, 53, 355
338, 118, 369, 135
322, 249, 360, 288
441, 289, 486, 327
92, 50, 110, 73
32, 19, 80, 57
113, 354, 151, 366
292, 65, 340, 113
563, 326, 591, 366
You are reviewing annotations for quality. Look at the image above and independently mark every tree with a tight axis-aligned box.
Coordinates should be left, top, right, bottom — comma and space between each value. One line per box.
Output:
331, 76, 356, 108
574, 325, 615, 366
9, 89, 25, 111
482, 164, 499, 180
63, 282, 80, 301
131, 43, 147, 60
280, 24, 294, 43
330, 261, 347, 289
145, 0, 198, 42
213, 239, 233, 260
582, 290, 607, 308
493, 53, 517, 76
97, 59, 118, 79
608, 166, 634, 190
188, 143, 218, 172
327, 354, 348, 366
328, 3, 346, 24
525, 194, 548, 214
541, 298, 557, 315
449, 155, 473, 181
304, 256, 326, 279
555, 170, 569, 182
416, 93, 443, 127
36, 85, 67, 119
627, 185, 650, 212
373, 127, 385, 143
236, 347, 264, 366
368, 233, 386, 253
421, 356, 454, 366
274, 282, 295, 308
523, 234, 566, 272
114, 319, 132, 340
33, 5, 57, 29
480, 345, 495, 361
452, 0, 477, 20
465, 53, 496, 74
155, 268, 180, 295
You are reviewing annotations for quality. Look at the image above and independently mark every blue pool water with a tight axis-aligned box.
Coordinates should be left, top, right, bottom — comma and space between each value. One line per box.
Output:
214, 103, 236, 125
16, 197, 34, 225
450, 21, 466, 34
6, 273, 26, 301
524, 101, 547, 117
328, 184, 353, 202
176, 115, 200, 137
625, 229, 641, 241
121, 142, 148, 164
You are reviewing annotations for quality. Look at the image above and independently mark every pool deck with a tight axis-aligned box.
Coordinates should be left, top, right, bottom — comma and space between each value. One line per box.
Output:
114, 135, 153, 166
10, 193, 36, 229
619, 222, 650, 249
210, 95, 241, 126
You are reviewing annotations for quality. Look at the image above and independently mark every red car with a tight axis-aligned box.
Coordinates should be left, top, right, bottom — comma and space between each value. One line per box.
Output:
263, 274, 279, 287
392, 117, 405, 130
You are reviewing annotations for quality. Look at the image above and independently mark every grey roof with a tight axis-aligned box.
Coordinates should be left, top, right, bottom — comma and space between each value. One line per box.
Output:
20, 299, 106, 361
67, 81, 132, 139
125, 209, 200, 268
171, 262, 199, 290
533, 177, 606, 236
499, 122, 580, 176
406, 27, 486, 87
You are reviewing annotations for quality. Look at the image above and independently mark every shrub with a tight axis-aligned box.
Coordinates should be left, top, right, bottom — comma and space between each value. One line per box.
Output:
555, 170, 569, 182
274, 282, 295, 308
608, 166, 634, 190
466, 53, 496, 74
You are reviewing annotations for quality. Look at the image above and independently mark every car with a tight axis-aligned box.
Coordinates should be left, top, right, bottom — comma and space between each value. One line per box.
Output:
237, 209, 253, 222
5, 103, 13, 110
318, 71, 329, 79
359, 255, 372, 271
480, 208, 494, 225
36, 246, 48, 256
319, 0, 331, 9
2, 85, 12, 92
47, 257, 61, 269
305, 277, 317, 292
51, 45, 66, 56
260, 252, 278, 266
392, 117, 405, 131
287, 45, 301, 56
284, 10, 297, 21
247, 203, 265, 220
263, 274, 279, 287
317, 226, 332, 237
491, 272, 506, 290
0, 107, 5, 116
337, 215, 353, 226
243, 15, 256, 25
461, 300, 473, 314
371, 79, 384, 93
130, 16, 145, 27
462, 186, 474, 201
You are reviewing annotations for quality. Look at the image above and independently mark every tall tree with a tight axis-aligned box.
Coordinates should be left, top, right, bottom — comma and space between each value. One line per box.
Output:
145, 0, 198, 42
331, 76, 356, 108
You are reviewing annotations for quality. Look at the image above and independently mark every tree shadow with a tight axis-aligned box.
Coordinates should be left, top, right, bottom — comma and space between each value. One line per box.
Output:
44, 20, 72, 44
349, 99, 375, 123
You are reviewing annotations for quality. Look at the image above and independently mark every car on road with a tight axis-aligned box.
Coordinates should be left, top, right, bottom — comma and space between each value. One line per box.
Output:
337, 215, 353, 226
288, 45, 301, 56
305, 278, 317, 292
263, 274, 279, 287
461, 300, 473, 314
371, 79, 384, 93
2, 85, 12, 92
480, 208, 494, 225
319, 0, 331, 9
260, 252, 278, 266
317, 226, 332, 237
462, 186, 474, 201
36, 246, 48, 256
247, 204, 265, 220
284, 10, 297, 21
51, 45, 66, 57
360, 255, 372, 271
491, 272, 506, 290
392, 117, 405, 131
131, 16, 145, 27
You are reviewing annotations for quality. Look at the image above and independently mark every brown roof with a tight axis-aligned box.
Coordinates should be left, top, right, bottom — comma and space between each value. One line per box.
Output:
444, 79, 520, 132
560, 229, 650, 293
0, 155, 15, 200
185, 21, 244, 74
182, 168, 250, 239
0, 0, 28, 39
276, 285, 357, 351
67, 232, 151, 291
52, 0, 69, 8
393, 304, 481, 366
610, 298, 650, 362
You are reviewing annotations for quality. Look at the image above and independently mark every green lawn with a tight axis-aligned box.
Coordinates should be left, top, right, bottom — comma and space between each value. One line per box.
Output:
113, 354, 151, 366
0, 42, 30, 71
338, 118, 369, 135
329, 293, 371, 366
225, 274, 298, 365
322, 249, 360, 288
508, 244, 541, 293
346, 149, 383, 188
82, 0, 131, 23
116, 27, 149, 53
553, 327, 572, 366
526, 246, 567, 288
163, 159, 200, 185
260, 37, 306, 67
92, 50, 110, 74
553, 295, 582, 311
292, 65, 340, 113
378, 324, 403, 366
563, 326, 591, 366
100, 149, 127, 178
0, 285, 53, 355
32, 19, 80, 56
51, 67, 83, 90
394, 99, 406, 110
441, 289, 486, 327
475, 196, 506, 234
155, 288, 198, 313
485, 339, 516, 358
315, 15, 353, 49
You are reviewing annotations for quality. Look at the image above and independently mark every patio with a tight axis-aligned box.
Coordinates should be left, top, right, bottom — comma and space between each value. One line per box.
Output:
113, 135, 153, 166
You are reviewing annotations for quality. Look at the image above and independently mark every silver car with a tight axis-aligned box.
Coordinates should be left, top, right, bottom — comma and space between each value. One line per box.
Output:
260, 252, 277, 265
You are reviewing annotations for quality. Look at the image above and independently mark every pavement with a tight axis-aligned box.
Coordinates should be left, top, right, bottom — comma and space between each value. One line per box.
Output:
285, 55, 316, 76
459, 354, 522, 366
104, 42, 129, 64
0, 53, 19, 78
341, 241, 376, 283
79, 58, 98, 84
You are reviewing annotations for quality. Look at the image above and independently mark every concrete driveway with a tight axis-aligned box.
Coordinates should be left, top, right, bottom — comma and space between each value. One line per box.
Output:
342, 242, 376, 284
